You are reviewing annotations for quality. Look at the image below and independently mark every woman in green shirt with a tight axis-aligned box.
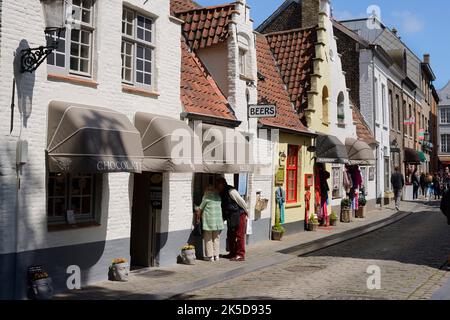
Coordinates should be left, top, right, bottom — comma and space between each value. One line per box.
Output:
198, 186, 224, 262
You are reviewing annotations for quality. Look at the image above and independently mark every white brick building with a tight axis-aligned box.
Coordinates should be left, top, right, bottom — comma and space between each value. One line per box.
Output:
0, 0, 187, 299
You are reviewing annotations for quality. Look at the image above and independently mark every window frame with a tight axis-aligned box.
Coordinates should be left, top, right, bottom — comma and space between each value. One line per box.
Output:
440, 108, 450, 124
286, 145, 299, 204
442, 134, 450, 153
47, 0, 96, 78
47, 172, 101, 226
121, 7, 156, 90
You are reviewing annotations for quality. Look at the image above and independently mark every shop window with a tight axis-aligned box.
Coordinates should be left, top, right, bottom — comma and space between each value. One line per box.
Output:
286, 145, 299, 203
46, 0, 95, 77
332, 167, 342, 199
121, 7, 155, 88
384, 158, 390, 192
47, 173, 100, 225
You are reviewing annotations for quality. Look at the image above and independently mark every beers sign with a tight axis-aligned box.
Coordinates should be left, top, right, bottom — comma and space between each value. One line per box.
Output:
248, 104, 277, 118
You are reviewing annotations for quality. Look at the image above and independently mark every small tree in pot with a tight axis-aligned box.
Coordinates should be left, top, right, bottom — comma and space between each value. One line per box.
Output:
307, 213, 319, 231
272, 204, 285, 241
329, 211, 338, 226
340, 198, 351, 223
356, 189, 367, 218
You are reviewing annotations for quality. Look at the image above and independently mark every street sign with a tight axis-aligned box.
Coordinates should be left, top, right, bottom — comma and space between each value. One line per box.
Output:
248, 104, 277, 118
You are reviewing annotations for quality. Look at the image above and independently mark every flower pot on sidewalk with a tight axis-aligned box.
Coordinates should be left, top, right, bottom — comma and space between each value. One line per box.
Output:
30, 277, 54, 300
340, 199, 351, 223
356, 206, 366, 218
109, 259, 129, 282
179, 245, 196, 265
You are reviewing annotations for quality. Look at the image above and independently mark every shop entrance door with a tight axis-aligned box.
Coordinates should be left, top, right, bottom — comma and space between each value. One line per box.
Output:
130, 172, 163, 269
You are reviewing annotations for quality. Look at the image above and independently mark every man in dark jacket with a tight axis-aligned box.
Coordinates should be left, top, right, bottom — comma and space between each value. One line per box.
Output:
441, 188, 450, 225
216, 177, 248, 262
391, 167, 405, 211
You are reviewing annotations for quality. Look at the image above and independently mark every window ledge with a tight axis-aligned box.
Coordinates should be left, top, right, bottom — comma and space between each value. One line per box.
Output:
122, 85, 160, 98
286, 203, 302, 209
48, 221, 101, 232
48, 73, 98, 88
239, 74, 256, 82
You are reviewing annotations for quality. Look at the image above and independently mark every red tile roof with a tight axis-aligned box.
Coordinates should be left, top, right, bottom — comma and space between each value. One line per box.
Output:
180, 40, 236, 121
170, 0, 201, 13
174, 3, 237, 50
265, 27, 317, 114
352, 101, 377, 145
256, 34, 311, 135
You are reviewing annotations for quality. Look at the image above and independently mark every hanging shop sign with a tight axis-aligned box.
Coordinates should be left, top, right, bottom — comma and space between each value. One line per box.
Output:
418, 129, 425, 141
403, 117, 415, 126
248, 104, 277, 118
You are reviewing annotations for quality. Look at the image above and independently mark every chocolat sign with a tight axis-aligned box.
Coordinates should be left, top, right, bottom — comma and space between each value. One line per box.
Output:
248, 104, 277, 118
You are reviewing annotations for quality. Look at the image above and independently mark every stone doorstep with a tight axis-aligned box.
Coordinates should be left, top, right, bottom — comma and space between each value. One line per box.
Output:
55, 202, 420, 300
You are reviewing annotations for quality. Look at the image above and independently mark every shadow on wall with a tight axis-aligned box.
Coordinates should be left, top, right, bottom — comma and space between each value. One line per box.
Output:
14, 40, 35, 128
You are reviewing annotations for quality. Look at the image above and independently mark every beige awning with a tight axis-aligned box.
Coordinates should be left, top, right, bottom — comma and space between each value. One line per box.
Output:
201, 124, 254, 173
135, 112, 203, 172
47, 101, 144, 173
345, 138, 376, 165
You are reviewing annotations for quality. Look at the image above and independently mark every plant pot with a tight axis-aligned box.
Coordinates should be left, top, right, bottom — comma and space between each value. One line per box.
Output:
329, 218, 338, 226
341, 207, 351, 223
356, 206, 366, 218
109, 262, 129, 282
272, 230, 284, 241
180, 249, 196, 265
384, 197, 390, 206
30, 277, 54, 300
307, 222, 319, 232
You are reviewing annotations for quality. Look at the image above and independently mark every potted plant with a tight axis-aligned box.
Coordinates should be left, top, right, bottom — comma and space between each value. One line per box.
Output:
29, 271, 54, 300
307, 213, 319, 231
340, 198, 351, 223
109, 258, 129, 282
329, 211, 338, 226
356, 190, 367, 218
179, 245, 196, 265
272, 203, 286, 241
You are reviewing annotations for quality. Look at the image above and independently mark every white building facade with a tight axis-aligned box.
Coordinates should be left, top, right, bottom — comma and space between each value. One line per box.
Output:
0, 0, 188, 299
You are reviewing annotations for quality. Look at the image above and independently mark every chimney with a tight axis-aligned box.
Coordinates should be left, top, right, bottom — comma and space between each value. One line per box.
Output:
301, 0, 321, 28
423, 54, 430, 64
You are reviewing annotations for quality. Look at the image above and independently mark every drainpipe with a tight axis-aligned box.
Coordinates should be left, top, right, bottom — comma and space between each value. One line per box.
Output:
371, 48, 381, 207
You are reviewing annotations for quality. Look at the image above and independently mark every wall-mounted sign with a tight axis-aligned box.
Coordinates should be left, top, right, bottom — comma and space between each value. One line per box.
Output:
248, 104, 277, 118
275, 166, 285, 185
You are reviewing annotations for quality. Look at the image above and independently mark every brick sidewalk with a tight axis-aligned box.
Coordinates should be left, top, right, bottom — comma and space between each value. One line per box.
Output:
55, 201, 420, 300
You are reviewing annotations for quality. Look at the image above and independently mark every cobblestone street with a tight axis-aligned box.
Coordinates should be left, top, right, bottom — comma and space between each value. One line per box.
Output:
176, 201, 450, 300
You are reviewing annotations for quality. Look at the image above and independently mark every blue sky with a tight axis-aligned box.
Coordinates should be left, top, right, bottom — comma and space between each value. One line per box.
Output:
197, 0, 450, 89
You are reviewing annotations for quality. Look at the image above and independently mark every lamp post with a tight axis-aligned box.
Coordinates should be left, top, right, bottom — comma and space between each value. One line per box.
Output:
21, 0, 67, 73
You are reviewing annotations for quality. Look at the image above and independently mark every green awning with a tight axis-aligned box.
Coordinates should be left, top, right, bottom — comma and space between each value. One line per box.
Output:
418, 151, 427, 163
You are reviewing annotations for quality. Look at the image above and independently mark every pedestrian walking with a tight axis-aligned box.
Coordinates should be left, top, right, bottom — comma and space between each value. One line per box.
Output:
426, 173, 433, 201
391, 167, 405, 211
216, 177, 248, 262
420, 173, 427, 198
433, 173, 441, 200
196, 186, 225, 262
412, 169, 420, 200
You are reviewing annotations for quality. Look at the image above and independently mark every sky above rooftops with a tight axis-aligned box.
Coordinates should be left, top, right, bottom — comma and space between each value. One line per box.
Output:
197, 0, 450, 89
